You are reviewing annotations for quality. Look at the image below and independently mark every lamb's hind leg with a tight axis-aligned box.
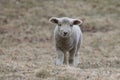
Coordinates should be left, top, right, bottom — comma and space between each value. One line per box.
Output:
69, 49, 79, 66
63, 52, 68, 65
55, 49, 64, 65
69, 49, 75, 66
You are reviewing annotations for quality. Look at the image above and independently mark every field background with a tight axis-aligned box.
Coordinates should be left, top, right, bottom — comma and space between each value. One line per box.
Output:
0, 0, 120, 80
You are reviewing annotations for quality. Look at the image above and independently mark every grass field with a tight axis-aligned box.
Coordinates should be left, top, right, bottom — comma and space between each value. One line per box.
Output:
0, 0, 120, 80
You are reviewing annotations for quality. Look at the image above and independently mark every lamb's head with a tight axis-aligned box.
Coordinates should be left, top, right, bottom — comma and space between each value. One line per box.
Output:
49, 17, 82, 38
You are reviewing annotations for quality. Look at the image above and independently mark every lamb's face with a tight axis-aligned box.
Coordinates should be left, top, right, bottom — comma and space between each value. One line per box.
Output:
49, 17, 82, 38
57, 18, 73, 38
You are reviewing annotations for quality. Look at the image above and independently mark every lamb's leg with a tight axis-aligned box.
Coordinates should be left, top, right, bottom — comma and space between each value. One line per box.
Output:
63, 52, 68, 65
69, 49, 79, 66
69, 49, 75, 65
55, 49, 64, 65
73, 37, 81, 66
74, 52, 79, 66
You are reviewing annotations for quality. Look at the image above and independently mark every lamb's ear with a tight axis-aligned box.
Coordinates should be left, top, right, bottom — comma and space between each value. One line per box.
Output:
73, 19, 83, 25
49, 17, 59, 24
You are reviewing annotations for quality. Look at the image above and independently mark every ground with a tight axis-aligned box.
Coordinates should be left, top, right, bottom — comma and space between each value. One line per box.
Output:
0, 0, 120, 80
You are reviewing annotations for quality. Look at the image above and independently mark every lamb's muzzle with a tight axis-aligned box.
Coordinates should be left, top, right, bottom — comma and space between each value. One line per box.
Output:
49, 17, 83, 66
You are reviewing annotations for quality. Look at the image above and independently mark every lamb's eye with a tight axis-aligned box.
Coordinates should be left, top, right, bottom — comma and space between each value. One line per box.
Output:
58, 24, 61, 26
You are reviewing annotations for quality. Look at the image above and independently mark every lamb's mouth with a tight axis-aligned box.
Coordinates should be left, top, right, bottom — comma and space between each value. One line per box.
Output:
62, 34, 70, 38
58, 32, 70, 38
63, 33, 67, 36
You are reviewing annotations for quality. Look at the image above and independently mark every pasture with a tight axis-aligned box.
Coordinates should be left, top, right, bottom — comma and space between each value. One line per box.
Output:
0, 0, 120, 80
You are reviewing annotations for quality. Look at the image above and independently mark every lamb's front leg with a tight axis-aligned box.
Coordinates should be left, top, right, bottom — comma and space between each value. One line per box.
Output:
74, 52, 79, 66
55, 49, 64, 65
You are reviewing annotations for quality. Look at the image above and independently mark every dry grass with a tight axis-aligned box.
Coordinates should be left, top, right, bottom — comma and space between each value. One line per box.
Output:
0, 0, 120, 80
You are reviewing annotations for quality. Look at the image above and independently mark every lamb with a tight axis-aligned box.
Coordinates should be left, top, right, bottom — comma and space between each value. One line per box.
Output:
49, 17, 83, 66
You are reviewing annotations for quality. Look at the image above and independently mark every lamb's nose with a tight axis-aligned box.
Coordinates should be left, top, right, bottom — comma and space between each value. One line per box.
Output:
63, 32, 68, 36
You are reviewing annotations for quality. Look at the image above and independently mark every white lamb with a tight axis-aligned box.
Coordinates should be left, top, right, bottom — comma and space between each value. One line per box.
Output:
49, 17, 83, 66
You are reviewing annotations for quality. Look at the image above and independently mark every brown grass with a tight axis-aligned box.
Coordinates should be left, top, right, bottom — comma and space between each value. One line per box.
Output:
0, 0, 120, 80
